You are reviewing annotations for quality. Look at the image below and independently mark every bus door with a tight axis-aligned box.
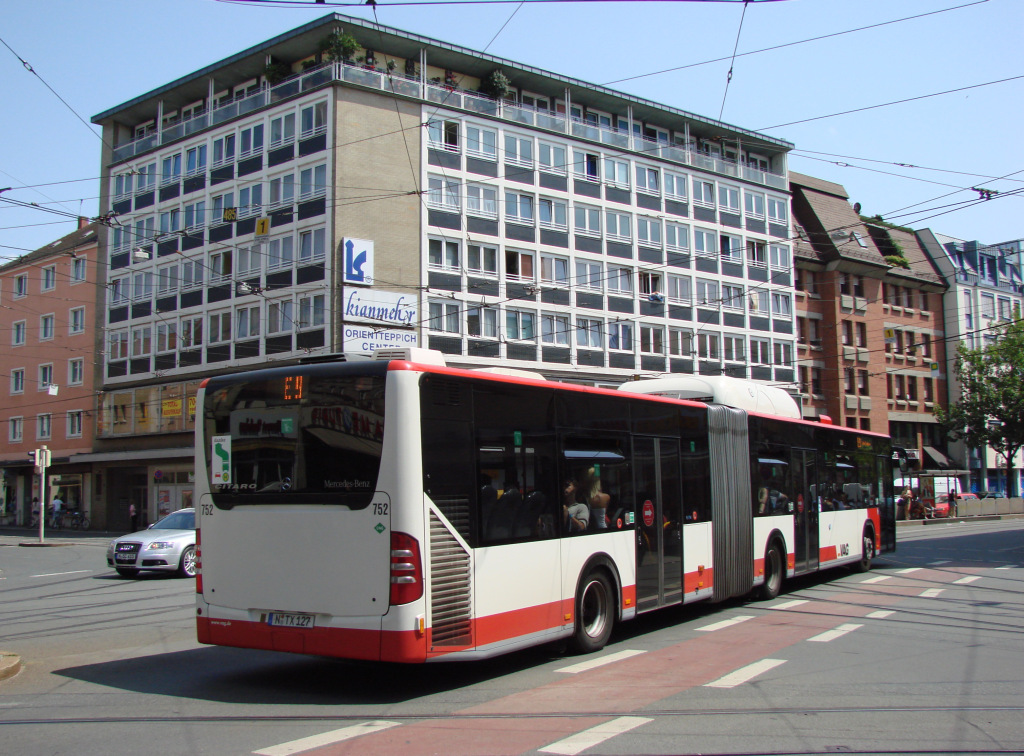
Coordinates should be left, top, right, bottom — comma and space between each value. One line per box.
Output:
792, 448, 819, 573
634, 437, 682, 612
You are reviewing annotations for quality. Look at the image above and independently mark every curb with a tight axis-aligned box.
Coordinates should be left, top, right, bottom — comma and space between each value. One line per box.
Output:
17, 542, 73, 548
0, 653, 22, 683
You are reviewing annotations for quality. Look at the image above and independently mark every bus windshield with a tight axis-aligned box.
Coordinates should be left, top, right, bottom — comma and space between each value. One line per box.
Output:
203, 366, 386, 509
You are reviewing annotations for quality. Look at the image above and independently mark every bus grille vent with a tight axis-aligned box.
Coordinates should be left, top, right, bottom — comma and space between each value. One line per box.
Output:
429, 512, 473, 647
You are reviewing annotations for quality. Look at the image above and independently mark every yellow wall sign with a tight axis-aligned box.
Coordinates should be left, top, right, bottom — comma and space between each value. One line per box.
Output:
162, 398, 183, 417
255, 217, 270, 237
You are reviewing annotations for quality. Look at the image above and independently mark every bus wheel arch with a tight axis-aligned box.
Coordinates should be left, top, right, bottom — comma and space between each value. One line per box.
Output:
758, 532, 786, 601
569, 556, 619, 654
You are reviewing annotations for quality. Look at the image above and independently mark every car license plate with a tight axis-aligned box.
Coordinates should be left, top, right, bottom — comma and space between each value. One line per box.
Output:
115, 553, 136, 562
267, 612, 314, 629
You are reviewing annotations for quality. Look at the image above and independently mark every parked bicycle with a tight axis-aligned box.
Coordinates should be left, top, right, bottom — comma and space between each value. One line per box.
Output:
65, 510, 91, 530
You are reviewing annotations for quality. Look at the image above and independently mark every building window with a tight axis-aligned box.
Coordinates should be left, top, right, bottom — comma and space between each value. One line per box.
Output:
746, 240, 767, 267
68, 358, 84, 385
636, 165, 659, 194
744, 192, 765, 218
156, 322, 178, 353
606, 211, 632, 241
9, 417, 23, 443
574, 205, 601, 236
238, 185, 262, 218
266, 237, 293, 270
608, 322, 633, 351
697, 332, 719, 360
236, 246, 260, 278
664, 171, 687, 200
299, 164, 327, 199
235, 305, 261, 340
718, 185, 740, 212
723, 334, 745, 362
42, 265, 57, 291
428, 238, 460, 270
269, 173, 295, 208
160, 153, 182, 185
669, 328, 693, 357
603, 157, 629, 187
540, 254, 569, 287
40, 314, 55, 341
720, 234, 741, 261
607, 266, 633, 296
131, 327, 151, 357
767, 198, 787, 224
750, 337, 771, 365
185, 144, 207, 176
572, 150, 600, 181
465, 125, 496, 159
694, 228, 716, 257
505, 191, 535, 224
14, 274, 27, 298
505, 250, 534, 282
539, 142, 567, 174
300, 101, 327, 138
108, 330, 129, 360
428, 119, 460, 152
505, 134, 534, 166
692, 179, 715, 207
856, 322, 867, 348
210, 251, 232, 282
637, 217, 662, 246
541, 314, 570, 345
467, 305, 497, 338
131, 272, 153, 301
428, 175, 460, 210
11, 369, 24, 394
640, 325, 664, 355
857, 369, 869, 395
67, 411, 83, 438
466, 184, 498, 217
771, 292, 792, 317
769, 244, 790, 269
298, 228, 326, 263
159, 208, 182, 235
774, 341, 793, 366
38, 363, 54, 390
213, 134, 236, 166
505, 309, 536, 341
697, 279, 718, 306
539, 198, 567, 229
71, 258, 87, 283
467, 244, 497, 275
575, 260, 602, 291
209, 312, 232, 344
576, 318, 602, 349
181, 316, 203, 349
267, 300, 294, 334
667, 274, 691, 304
37, 414, 52, 441
429, 301, 460, 333
721, 284, 744, 311
639, 272, 662, 297
240, 123, 265, 156
665, 222, 689, 251
69, 308, 85, 335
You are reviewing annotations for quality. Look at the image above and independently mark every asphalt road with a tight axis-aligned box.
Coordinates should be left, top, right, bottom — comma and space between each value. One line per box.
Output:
1, 519, 1022, 755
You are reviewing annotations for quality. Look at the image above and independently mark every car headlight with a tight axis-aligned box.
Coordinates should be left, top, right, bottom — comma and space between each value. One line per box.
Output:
146, 541, 175, 550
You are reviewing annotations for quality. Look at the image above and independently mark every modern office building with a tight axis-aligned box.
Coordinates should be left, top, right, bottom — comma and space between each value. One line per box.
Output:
89, 13, 796, 523
917, 230, 1024, 493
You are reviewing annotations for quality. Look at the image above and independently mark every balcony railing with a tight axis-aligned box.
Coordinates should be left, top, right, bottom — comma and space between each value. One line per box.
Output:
109, 60, 789, 189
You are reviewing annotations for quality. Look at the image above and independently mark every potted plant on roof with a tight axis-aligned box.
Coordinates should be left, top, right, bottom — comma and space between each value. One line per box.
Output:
263, 59, 292, 86
320, 30, 359, 64
480, 69, 513, 100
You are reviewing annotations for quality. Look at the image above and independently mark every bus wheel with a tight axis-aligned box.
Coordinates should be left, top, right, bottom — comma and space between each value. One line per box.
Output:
570, 570, 614, 654
855, 531, 874, 573
758, 543, 784, 600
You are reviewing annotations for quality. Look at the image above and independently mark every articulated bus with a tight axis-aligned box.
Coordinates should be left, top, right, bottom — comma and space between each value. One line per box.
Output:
195, 349, 895, 662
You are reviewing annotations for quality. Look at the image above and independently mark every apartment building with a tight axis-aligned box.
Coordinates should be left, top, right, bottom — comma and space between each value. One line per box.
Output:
0, 220, 101, 526
790, 173, 948, 465
917, 230, 1024, 493
89, 13, 796, 524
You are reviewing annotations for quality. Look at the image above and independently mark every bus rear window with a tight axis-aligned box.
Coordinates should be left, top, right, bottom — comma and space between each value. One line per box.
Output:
204, 372, 386, 509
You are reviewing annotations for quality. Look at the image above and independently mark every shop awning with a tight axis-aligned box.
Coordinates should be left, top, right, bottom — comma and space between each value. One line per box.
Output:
923, 446, 951, 469
67, 447, 193, 464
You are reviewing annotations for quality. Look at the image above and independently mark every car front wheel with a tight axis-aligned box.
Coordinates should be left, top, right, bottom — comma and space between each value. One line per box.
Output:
178, 545, 197, 578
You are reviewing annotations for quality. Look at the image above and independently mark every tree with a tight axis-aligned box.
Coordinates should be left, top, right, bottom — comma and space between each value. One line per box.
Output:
936, 318, 1024, 497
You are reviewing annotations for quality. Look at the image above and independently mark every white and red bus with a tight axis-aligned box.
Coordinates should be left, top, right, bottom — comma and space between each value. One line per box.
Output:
195, 349, 895, 662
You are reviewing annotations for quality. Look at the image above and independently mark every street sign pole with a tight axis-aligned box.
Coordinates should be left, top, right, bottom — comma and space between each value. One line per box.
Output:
36, 445, 50, 544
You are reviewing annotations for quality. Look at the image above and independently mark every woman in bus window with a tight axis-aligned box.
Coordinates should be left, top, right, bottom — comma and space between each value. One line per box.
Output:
581, 466, 611, 529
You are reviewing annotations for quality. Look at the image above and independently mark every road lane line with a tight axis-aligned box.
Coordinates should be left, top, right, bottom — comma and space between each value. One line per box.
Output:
770, 599, 808, 611
860, 575, 891, 584
920, 588, 945, 598
808, 623, 863, 643
696, 615, 754, 632
539, 716, 651, 755
929, 560, 950, 566
867, 610, 895, 619
556, 649, 645, 674
897, 568, 921, 574
704, 659, 786, 689
253, 721, 401, 756
954, 575, 981, 585
29, 570, 92, 578
995, 566, 1012, 570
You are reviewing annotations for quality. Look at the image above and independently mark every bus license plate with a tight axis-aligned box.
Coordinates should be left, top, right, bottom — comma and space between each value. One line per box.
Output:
267, 612, 314, 629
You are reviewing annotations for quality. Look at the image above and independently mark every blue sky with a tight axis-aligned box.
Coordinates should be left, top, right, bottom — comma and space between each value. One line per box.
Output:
1, 0, 1021, 257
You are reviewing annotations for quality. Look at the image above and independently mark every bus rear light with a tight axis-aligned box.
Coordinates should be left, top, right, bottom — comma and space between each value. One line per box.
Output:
196, 529, 203, 594
389, 532, 423, 605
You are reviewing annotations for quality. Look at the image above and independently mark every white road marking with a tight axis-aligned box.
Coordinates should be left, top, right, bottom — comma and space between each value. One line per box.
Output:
253, 721, 401, 756
770, 599, 808, 611
897, 568, 922, 574
29, 570, 92, 578
808, 623, 863, 643
696, 615, 754, 632
556, 649, 646, 674
995, 566, 1012, 570
704, 658, 786, 689
954, 575, 981, 585
539, 716, 652, 755
920, 588, 945, 598
867, 610, 895, 619
929, 560, 950, 566
860, 575, 891, 584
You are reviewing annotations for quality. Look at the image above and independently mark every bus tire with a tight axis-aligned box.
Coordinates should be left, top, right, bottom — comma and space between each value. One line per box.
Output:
855, 530, 874, 573
178, 546, 197, 578
758, 542, 784, 600
570, 569, 614, 654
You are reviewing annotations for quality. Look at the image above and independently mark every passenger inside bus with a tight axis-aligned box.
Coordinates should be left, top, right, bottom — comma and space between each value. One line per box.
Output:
563, 478, 590, 532
580, 466, 611, 529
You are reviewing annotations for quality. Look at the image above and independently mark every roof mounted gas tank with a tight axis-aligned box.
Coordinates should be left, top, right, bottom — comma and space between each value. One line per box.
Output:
617, 375, 800, 418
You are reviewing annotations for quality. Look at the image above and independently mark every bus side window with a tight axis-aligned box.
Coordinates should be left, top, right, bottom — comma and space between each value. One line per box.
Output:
478, 432, 557, 544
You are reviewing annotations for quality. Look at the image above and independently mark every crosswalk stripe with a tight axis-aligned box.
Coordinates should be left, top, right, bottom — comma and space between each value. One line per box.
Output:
253, 721, 401, 756
704, 658, 786, 689
808, 623, 863, 643
696, 615, 754, 632
556, 649, 645, 674
539, 716, 652, 755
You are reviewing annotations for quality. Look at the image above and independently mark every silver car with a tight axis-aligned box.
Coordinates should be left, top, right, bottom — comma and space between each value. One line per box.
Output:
106, 508, 196, 578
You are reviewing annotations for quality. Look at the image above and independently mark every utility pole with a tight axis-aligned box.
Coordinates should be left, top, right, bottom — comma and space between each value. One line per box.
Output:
33, 446, 51, 543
